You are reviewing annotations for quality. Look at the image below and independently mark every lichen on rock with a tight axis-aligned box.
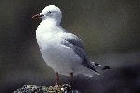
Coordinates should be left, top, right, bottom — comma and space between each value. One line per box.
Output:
13, 84, 81, 93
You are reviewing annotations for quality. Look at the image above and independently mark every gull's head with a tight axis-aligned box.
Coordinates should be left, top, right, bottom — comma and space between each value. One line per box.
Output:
32, 5, 62, 25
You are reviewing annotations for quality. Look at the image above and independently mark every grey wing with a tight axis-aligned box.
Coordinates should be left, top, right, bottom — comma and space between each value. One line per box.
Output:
63, 38, 88, 63
61, 33, 97, 72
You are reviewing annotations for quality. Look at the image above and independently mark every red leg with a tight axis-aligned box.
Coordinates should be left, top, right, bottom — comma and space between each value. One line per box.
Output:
55, 72, 59, 85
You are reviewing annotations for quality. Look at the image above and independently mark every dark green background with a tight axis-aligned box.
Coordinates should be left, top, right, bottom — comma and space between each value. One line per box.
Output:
0, 0, 140, 93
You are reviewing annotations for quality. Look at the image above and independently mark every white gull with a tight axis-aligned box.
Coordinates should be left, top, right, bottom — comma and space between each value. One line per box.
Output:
32, 5, 110, 79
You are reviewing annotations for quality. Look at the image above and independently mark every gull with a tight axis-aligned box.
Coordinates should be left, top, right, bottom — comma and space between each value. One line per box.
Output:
32, 5, 110, 84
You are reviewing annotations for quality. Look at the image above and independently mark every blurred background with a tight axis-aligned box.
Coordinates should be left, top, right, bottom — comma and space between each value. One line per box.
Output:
0, 0, 140, 93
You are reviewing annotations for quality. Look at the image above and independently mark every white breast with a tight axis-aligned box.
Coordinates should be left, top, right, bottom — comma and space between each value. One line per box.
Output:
36, 26, 82, 76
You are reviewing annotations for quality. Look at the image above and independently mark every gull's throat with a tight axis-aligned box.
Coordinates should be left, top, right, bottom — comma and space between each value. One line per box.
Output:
42, 17, 61, 27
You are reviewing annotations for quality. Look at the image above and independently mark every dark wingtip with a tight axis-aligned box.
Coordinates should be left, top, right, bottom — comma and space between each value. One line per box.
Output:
102, 66, 111, 70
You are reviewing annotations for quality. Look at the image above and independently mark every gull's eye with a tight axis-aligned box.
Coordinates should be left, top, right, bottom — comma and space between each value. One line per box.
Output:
48, 11, 51, 13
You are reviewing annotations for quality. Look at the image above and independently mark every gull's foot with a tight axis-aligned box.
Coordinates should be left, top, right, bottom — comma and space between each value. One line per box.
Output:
61, 83, 72, 92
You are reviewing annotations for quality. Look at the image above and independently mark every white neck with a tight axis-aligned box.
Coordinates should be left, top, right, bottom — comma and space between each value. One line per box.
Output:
36, 18, 63, 34
42, 18, 60, 26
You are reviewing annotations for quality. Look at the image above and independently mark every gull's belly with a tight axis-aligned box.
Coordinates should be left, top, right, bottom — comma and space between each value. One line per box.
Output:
41, 43, 82, 75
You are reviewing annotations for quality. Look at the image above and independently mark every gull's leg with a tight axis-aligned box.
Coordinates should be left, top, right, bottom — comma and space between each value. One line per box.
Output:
55, 72, 59, 85
69, 73, 73, 86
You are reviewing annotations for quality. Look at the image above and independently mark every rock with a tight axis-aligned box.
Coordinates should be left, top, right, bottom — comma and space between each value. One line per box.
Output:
13, 84, 81, 93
